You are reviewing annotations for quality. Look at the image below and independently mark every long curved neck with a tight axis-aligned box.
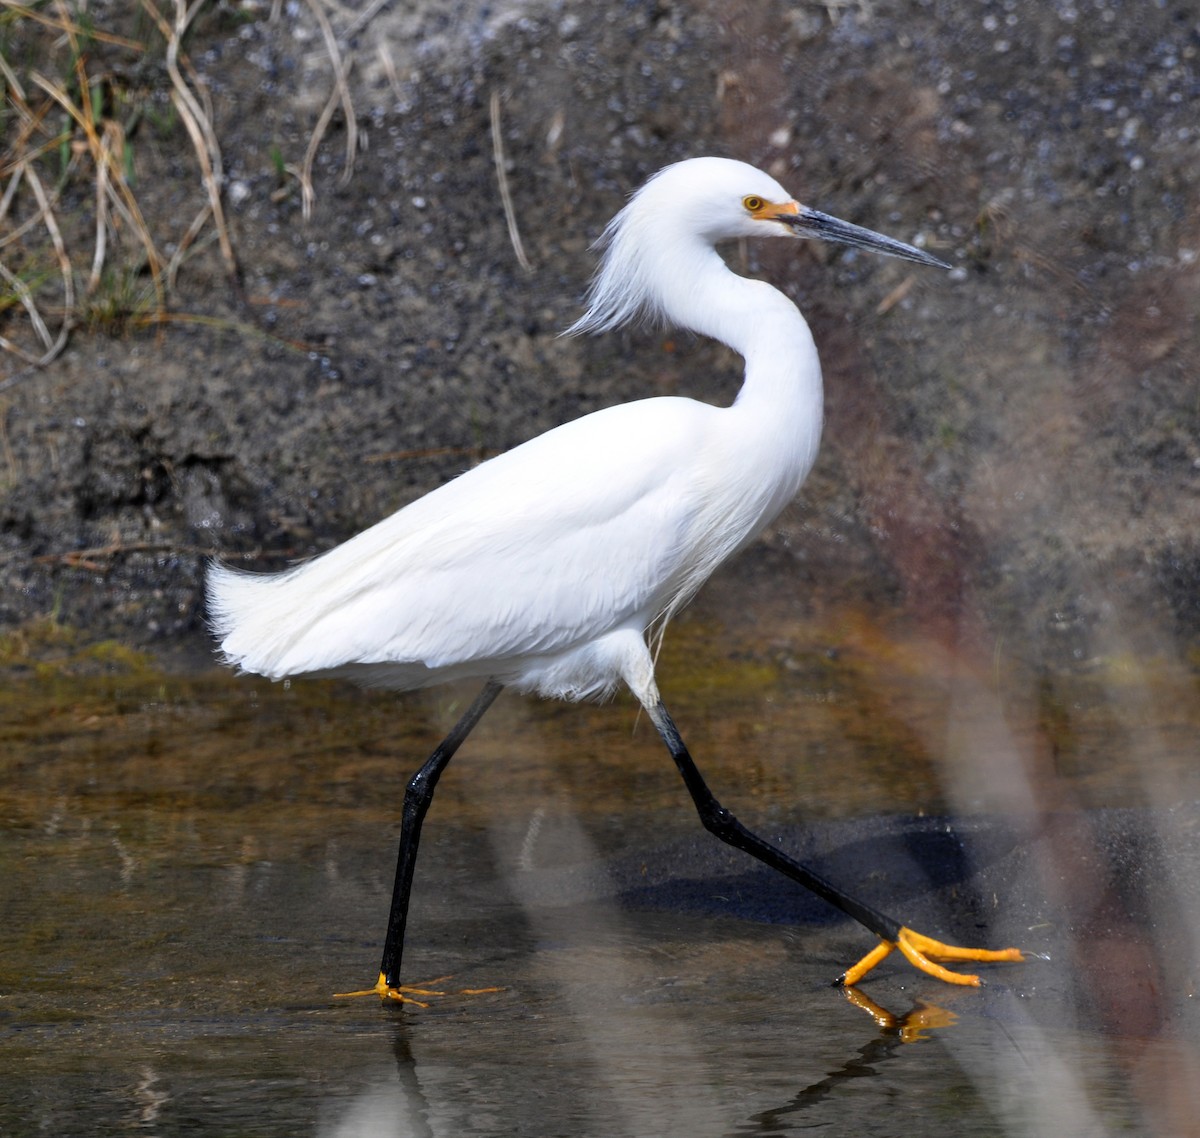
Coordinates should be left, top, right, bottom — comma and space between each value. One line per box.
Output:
665, 242, 823, 431
664, 240, 827, 582
574, 221, 824, 467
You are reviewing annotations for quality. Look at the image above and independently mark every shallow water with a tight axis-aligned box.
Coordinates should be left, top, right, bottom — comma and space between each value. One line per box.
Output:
2, 604, 1199, 1136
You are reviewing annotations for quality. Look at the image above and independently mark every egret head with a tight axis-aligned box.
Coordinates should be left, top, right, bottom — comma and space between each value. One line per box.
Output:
651, 157, 949, 267
568, 156, 948, 336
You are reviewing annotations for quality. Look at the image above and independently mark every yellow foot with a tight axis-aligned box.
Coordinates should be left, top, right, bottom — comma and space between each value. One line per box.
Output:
836, 926, 1025, 988
334, 971, 449, 1006
334, 972, 504, 1007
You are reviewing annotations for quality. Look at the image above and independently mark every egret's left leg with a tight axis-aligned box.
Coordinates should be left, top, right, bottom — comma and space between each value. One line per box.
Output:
336, 680, 504, 1003
644, 700, 1023, 987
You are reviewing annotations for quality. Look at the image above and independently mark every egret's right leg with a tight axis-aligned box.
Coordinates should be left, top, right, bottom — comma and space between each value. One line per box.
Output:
644, 699, 1023, 987
336, 680, 503, 1003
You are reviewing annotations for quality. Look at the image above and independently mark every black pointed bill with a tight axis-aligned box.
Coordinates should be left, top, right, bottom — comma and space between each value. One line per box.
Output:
781, 206, 950, 270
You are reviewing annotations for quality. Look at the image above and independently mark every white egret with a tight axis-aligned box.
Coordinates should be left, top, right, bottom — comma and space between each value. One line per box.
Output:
208, 157, 1023, 1001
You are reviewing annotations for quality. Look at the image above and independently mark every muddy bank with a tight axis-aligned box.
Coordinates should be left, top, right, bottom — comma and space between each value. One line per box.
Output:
1, 0, 1197, 679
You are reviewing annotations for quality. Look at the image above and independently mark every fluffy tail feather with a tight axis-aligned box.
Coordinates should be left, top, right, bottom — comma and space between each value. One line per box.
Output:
206, 560, 311, 679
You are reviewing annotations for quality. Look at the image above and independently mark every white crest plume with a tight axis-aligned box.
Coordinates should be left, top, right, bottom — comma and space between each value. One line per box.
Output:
566, 158, 793, 337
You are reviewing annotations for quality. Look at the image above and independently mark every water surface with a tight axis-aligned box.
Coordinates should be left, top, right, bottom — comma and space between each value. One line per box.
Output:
3, 603, 1198, 1135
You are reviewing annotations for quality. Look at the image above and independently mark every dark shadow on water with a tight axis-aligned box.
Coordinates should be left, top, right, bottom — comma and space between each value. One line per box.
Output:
617, 814, 1026, 928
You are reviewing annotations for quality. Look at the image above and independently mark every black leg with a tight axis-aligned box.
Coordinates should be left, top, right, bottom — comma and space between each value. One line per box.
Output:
644, 699, 1024, 986
645, 699, 903, 948
378, 681, 503, 989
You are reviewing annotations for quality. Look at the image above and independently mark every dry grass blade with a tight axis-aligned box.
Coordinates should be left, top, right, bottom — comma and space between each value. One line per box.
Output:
0, 139, 82, 257
490, 89, 531, 272
29, 64, 167, 323
167, 200, 216, 292
0, 167, 24, 228
343, 0, 394, 41
132, 0, 238, 286
1, 1, 144, 50
376, 42, 402, 100
0, 50, 57, 189
168, 86, 228, 285
0, 37, 30, 125
301, 58, 355, 219
876, 274, 915, 316
152, 0, 240, 285
0, 332, 50, 368
0, 138, 82, 369
299, 0, 359, 217
2, 0, 381, 369
0, 126, 69, 184
19, 165, 73, 366
88, 127, 112, 295
0, 256, 55, 358
2, 0, 258, 371
32, 538, 222, 569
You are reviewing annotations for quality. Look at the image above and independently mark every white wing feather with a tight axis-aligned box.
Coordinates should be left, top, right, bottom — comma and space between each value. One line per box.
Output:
209, 396, 757, 691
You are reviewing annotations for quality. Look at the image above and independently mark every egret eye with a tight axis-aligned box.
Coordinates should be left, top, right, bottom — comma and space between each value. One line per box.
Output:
743, 195, 765, 213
